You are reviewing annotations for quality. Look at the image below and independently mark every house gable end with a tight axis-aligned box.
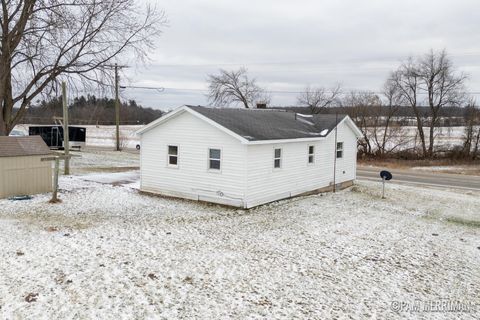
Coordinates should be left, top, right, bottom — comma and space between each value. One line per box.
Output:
137, 106, 249, 144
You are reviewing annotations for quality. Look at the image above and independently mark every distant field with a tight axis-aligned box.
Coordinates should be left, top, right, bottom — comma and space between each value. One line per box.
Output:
14, 124, 142, 149
13, 124, 474, 151
363, 126, 471, 151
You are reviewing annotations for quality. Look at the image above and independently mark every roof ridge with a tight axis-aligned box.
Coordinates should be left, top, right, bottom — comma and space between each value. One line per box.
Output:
186, 105, 287, 112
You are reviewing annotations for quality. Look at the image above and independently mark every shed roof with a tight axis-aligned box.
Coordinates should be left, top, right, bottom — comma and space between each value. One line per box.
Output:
0, 136, 51, 157
186, 105, 347, 141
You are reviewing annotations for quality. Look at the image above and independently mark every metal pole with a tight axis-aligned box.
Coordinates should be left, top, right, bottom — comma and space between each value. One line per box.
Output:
115, 63, 120, 151
52, 158, 59, 202
333, 112, 338, 193
62, 81, 70, 175
382, 177, 386, 199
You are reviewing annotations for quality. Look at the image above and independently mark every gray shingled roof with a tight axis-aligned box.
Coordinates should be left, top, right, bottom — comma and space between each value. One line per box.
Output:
0, 136, 51, 157
186, 106, 347, 141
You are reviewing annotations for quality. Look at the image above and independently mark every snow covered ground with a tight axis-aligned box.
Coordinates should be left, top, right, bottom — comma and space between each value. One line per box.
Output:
65, 149, 139, 174
0, 170, 479, 319
13, 124, 142, 149
411, 165, 480, 176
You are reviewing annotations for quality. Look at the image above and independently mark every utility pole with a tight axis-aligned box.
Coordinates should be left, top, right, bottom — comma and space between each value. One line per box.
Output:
62, 81, 70, 175
105, 63, 128, 151
115, 63, 120, 151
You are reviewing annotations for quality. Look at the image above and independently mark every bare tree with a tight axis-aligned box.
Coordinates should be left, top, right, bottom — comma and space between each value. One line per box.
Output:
296, 85, 341, 114
0, 0, 167, 136
463, 101, 480, 159
390, 50, 467, 158
371, 78, 409, 156
207, 68, 269, 108
345, 91, 381, 156
419, 49, 467, 157
389, 58, 427, 157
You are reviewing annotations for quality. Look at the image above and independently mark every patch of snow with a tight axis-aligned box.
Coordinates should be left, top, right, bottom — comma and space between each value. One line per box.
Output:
411, 165, 479, 173
0, 175, 479, 319
79, 171, 140, 185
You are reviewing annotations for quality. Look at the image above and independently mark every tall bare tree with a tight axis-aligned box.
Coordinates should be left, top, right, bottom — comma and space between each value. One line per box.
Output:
419, 49, 467, 157
389, 58, 427, 156
0, 0, 166, 136
345, 91, 381, 156
463, 100, 480, 159
372, 78, 409, 156
207, 68, 269, 108
296, 85, 341, 114
390, 50, 467, 158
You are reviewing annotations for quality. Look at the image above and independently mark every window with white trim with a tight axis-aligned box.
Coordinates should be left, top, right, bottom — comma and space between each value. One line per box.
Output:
209, 148, 221, 170
336, 142, 343, 158
308, 145, 315, 164
168, 145, 178, 166
274, 148, 282, 168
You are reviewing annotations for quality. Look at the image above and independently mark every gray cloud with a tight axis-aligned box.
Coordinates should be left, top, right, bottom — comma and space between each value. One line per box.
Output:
123, 0, 480, 109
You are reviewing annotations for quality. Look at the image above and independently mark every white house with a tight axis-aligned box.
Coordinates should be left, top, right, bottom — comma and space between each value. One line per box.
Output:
137, 105, 363, 208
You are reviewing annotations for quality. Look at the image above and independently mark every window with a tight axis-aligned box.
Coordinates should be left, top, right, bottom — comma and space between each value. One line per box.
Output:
209, 148, 221, 170
274, 148, 282, 168
308, 145, 315, 164
336, 142, 343, 158
168, 145, 178, 166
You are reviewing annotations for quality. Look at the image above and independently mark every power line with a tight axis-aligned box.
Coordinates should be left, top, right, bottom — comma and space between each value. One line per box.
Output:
121, 85, 480, 96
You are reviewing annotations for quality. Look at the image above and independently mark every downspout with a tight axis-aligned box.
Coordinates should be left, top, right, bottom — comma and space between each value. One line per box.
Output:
333, 112, 338, 193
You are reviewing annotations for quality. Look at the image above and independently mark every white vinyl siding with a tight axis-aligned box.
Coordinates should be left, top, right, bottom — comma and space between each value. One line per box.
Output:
140, 109, 358, 208
244, 121, 357, 208
140, 111, 247, 207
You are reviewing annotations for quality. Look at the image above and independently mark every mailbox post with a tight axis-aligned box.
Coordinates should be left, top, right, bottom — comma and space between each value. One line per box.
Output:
380, 170, 393, 199
41, 154, 75, 203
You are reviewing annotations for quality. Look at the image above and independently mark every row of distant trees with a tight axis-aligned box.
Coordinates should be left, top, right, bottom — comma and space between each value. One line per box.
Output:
19, 95, 163, 125
0, 1, 166, 136
206, 50, 480, 160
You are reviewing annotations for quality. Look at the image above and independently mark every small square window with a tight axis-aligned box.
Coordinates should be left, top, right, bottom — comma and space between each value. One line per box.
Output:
168, 145, 178, 166
209, 148, 221, 159
209, 148, 221, 170
308, 145, 315, 164
169, 156, 178, 165
168, 145, 178, 155
209, 159, 221, 170
274, 159, 281, 168
274, 148, 282, 168
336, 142, 343, 159
274, 148, 282, 159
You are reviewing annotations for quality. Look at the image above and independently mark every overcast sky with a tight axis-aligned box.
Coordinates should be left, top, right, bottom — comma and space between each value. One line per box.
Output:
121, 0, 480, 110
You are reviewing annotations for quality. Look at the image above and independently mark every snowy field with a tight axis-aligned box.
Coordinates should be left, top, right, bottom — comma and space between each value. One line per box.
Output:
0, 159, 479, 318
411, 165, 480, 176
13, 124, 142, 149
13, 124, 475, 151
65, 149, 139, 174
